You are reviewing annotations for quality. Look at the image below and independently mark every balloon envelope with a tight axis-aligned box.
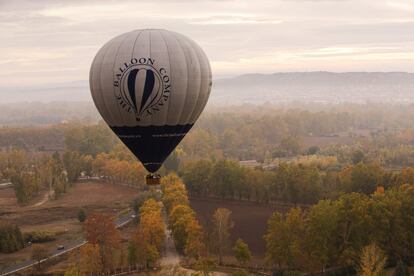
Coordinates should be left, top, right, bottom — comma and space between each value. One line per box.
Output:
89, 29, 212, 172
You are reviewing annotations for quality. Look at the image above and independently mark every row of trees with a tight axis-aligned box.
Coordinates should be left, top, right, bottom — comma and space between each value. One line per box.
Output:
181, 158, 414, 205
92, 153, 146, 186
128, 199, 165, 267
264, 184, 414, 274
161, 174, 205, 260
2, 103, 414, 169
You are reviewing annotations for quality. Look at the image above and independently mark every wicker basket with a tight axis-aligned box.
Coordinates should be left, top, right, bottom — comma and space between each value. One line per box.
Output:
146, 174, 161, 185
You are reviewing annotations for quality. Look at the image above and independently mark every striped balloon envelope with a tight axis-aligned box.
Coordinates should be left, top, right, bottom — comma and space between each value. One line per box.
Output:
89, 29, 212, 175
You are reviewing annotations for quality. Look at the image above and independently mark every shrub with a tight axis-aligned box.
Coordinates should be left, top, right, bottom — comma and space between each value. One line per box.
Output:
0, 222, 24, 253
24, 231, 56, 243
78, 208, 86, 222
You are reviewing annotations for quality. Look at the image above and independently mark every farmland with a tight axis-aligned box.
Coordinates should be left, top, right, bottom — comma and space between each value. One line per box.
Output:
190, 197, 292, 257
0, 181, 139, 271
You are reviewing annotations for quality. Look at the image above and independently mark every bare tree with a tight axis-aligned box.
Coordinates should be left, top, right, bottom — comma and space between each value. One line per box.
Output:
212, 208, 233, 265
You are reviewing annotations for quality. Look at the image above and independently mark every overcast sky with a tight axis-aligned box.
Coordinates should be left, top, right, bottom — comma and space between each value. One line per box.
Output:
1, 0, 414, 87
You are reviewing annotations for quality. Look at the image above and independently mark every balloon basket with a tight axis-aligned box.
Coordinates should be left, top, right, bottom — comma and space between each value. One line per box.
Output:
146, 174, 161, 186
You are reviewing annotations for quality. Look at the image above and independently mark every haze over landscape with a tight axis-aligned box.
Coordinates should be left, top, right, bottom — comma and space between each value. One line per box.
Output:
1, 72, 414, 104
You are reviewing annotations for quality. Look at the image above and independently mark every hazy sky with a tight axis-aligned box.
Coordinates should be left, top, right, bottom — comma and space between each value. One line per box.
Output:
1, 0, 414, 87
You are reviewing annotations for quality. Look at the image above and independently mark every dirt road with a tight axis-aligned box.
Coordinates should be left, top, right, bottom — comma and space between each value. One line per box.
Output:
160, 204, 180, 267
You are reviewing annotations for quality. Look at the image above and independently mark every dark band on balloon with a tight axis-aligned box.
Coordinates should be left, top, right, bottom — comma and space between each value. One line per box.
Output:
110, 124, 193, 173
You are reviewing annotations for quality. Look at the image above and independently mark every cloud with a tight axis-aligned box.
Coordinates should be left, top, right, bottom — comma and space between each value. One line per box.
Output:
0, 0, 413, 88
190, 15, 283, 25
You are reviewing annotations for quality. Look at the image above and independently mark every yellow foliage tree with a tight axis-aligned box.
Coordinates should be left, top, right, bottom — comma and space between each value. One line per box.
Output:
185, 219, 205, 260
79, 243, 102, 274
358, 243, 387, 276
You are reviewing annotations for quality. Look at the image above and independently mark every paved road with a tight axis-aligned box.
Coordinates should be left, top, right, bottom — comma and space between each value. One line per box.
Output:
0, 182, 12, 189
0, 212, 135, 276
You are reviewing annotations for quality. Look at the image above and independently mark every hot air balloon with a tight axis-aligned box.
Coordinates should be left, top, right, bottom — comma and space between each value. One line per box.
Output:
89, 29, 212, 185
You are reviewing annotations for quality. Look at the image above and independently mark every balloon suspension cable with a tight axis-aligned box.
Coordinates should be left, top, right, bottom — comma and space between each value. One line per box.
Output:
146, 173, 161, 186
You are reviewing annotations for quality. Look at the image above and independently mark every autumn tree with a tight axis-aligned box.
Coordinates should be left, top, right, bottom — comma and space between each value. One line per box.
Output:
358, 243, 387, 276
127, 242, 137, 265
63, 150, 83, 182
185, 219, 205, 260
161, 175, 189, 213
168, 204, 195, 252
264, 208, 305, 271
304, 200, 339, 272
130, 199, 165, 268
79, 243, 103, 274
233, 239, 251, 267
339, 163, 384, 195
11, 171, 40, 204
335, 193, 374, 265
212, 208, 233, 265
138, 200, 165, 252
132, 228, 160, 268
64, 123, 118, 156
91, 152, 145, 186
139, 198, 162, 217
84, 213, 121, 270
131, 190, 158, 215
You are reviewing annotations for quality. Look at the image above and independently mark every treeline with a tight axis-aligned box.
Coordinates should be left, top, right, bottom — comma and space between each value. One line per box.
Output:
161, 174, 205, 259
1, 147, 146, 204
59, 108, 414, 168
181, 159, 414, 205
3, 103, 414, 167
128, 199, 165, 267
64, 123, 119, 157
0, 125, 65, 150
5, 150, 69, 203
264, 184, 414, 274
93, 153, 146, 186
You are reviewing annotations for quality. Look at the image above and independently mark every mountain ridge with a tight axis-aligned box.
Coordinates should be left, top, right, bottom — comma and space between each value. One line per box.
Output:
1, 72, 413, 103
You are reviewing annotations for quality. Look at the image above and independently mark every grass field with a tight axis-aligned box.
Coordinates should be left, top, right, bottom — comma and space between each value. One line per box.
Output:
0, 181, 139, 271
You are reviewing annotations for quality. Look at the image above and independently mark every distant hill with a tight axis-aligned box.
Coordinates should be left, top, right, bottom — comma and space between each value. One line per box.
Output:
1, 72, 413, 105
211, 72, 414, 105
0, 80, 91, 103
